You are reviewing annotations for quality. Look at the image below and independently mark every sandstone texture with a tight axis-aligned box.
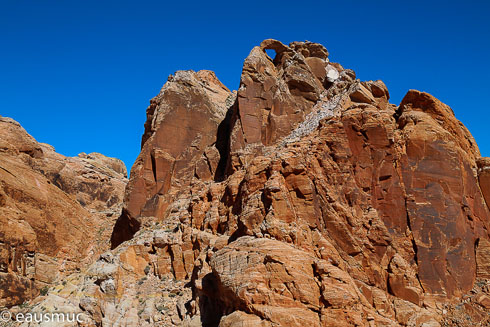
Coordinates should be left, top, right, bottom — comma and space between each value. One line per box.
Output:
111, 70, 233, 248
0, 116, 127, 307
6, 40, 490, 327
478, 157, 490, 210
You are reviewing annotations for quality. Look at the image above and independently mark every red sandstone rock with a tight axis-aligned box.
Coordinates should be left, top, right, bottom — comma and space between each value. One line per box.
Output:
16, 40, 490, 327
478, 157, 490, 210
229, 39, 331, 151
0, 116, 127, 307
111, 70, 232, 248
476, 238, 490, 279
398, 90, 489, 296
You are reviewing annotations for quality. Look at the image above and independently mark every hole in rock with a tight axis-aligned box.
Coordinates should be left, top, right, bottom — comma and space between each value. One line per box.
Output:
265, 49, 277, 61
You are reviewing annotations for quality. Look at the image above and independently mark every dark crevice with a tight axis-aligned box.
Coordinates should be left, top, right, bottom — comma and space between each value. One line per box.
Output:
404, 198, 425, 292
227, 179, 248, 242
110, 208, 140, 249
150, 151, 157, 182
405, 198, 418, 264
228, 221, 246, 244
393, 104, 404, 122
141, 101, 158, 148
50, 172, 64, 191
0, 165, 16, 178
386, 273, 395, 296
263, 254, 282, 265
261, 190, 272, 213
379, 175, 391, 181
475, 237, 480, 274
294, 188, 307, 199
214, 101, 236, 182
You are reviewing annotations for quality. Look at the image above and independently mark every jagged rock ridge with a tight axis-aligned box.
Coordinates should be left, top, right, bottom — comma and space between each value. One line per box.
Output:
11, 40, 490, 327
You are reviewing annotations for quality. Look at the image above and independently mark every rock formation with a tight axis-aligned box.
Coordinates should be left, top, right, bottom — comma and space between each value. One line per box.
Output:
5, 40, 490, 327
111, 70, 233, 248
0, 116, 127, 307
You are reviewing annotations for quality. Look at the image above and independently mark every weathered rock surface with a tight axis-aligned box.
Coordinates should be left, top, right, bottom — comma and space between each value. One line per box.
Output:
0, 116, 127, 307
11, 40, 490, 327
478, 157, 490, 210
111, 70, 233, 248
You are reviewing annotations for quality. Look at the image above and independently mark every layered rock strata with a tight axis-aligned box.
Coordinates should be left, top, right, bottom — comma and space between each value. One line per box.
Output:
0, 116, 127, 307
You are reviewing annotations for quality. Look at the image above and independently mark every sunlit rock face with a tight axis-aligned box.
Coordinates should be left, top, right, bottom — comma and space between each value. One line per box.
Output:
110, 70, 232, 248
0, 116, 127, 307
13, 40, 490, 327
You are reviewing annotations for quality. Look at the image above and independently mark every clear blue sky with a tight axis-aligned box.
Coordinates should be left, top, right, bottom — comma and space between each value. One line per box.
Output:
1, 1, 489, 172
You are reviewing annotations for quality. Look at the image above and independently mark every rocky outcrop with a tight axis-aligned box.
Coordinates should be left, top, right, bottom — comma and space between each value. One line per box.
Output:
111, 70, 233, 248
0, 116, 127, 307
478, 157, 490, 209
13, 40, 490, 327
229, 39, 327, 150
396, 90, 488, 297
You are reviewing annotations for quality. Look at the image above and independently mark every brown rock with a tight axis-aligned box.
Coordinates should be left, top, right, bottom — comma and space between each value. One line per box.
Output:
219, 311, 271, 327
398, 90, 489, 296
0, 116, 127, 307
477, 157, 490, 209
476, 294, 490, 309
388, 254, 423, 305
229, 40, 330, 151
20, 40, 490, 327
476, 238, 490, 279
112, 70, 232, 248
210, 237, 322, 319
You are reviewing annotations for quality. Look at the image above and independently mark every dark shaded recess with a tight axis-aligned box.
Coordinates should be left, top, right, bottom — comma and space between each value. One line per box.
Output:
404, 198, 418, 264
199, 273, 226, 327
141, 101, 158, 148
214, 100, 236, 182
227, 219, 247, 244
150, 150, 157, 182
393, 104, 404, 123
50, 172, 65, 192
19, 147, 43, 158
110, 208, 141, 249
475, 238, 480, 264
225, 176, 248, 243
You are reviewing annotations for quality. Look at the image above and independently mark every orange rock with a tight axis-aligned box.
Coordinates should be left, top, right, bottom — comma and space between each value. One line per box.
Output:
477, 157, 490, 209
476, 238, 490, 279
476, 294, 490, 309
398, 90, 489, 297
230, 40, 329, 151
19, 40, 490, 327
111, 70, 232, 248
0, 116, 127, 307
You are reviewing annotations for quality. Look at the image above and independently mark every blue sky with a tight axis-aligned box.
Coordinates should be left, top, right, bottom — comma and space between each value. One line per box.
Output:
1, 0, 489, 172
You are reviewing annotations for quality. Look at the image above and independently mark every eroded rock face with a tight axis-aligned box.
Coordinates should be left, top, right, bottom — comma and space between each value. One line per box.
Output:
397, 90, 488, 297
18, 40, 490, 327
478, 157, 490, 210
0, 116, 127, 307
111, 70, 233, 248
229, 39, 337, 151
